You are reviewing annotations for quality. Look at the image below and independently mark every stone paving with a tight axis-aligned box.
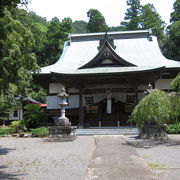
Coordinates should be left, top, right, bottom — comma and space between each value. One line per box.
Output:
84, 135, 161, 180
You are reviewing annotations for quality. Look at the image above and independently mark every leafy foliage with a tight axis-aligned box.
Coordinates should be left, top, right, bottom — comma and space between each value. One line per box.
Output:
0, 10, 38, 91
23, 104, 46, 129
28, 84, 47, 103
72, 20, 87, 33
163, 21, 180, 60
171, 73, 180, 92
169, 93, 180, 122
0, 85, 17, 123
45, 17, 72, 65
163, 0, 180, 60
121, 0, 141, 30
10, 120, 26, 132
130, 89, 171, 129
0, 0, 29, 17
0, 8, 47, 114
140, 4, 165, 41
169, 74, 180, 122
170, 0, 180, 23
166, 122, 180, 134
121, 1, 165, 43
0, 127, 16, 136
12, 9, 48, 66
87, 9, 108, 32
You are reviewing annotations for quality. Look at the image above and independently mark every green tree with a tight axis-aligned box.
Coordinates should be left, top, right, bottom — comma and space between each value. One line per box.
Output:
87, 9, 108, 32
12, 9, 48, 66
171, 73, 180, 93
121, 0, 141, 30
0, 10, 46, 119
45, 17, 72, 65
163, 0, 180, 60
170, 0, 180, 23
170, 73, 180, 122
130, 89, 171, 140
29, 84, 47, 103
72, 20, 87, 33
0, 84, 17, 126
0, 10, 38, 92
140, 4, 165, 41
0, 0, 29, 17
168, 21, 180, 60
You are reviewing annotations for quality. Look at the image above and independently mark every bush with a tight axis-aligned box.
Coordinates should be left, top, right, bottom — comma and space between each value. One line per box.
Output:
129, 89, 171, 140
10, 120, 26, 132
169, 93, 180, 122
0, 127, 15, 136
23, 104, 46, 129
166, 123, 180, 134
130, 89, 171, 129
30, 127, 48, 137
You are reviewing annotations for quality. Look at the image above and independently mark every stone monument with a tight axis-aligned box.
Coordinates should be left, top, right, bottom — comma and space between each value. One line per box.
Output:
46, 88, 77, 142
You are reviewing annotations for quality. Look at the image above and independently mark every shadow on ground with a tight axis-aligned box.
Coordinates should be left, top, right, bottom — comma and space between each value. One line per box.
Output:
125, 135, 180, 149
0, 147, 25, 179
0, 166, 25, 180
0, 147, 15, 155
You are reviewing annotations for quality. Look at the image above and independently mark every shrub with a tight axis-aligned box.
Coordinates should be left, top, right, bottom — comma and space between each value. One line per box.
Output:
30, 127, 48, 137
129, 89, 171, 140
166, 123, 180, 134
170, 73, 180, 92
0, 127, 15, 136
10, 120, 26, 132
23, 104, 46, 129
130, 89, 171, 129
169, 93, 180, 122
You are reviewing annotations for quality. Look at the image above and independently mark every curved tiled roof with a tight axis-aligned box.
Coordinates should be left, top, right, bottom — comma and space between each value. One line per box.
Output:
40, 30, 180, 75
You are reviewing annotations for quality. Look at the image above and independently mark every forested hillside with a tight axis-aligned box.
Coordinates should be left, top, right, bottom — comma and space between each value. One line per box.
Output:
0, 0, 179, 120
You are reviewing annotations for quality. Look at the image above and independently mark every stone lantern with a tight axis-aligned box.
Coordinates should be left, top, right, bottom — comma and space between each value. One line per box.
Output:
56, 88, 71, 126
46, 87, 77, 142
144, 83, 153, 94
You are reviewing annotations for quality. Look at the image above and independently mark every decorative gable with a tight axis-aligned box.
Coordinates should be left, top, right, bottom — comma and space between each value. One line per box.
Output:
98, 31, 116, 50
79, 34, 136, 69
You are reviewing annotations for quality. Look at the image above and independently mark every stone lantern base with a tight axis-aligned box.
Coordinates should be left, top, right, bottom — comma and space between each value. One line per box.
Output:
44, 126, 77, 142
56, 117, 71, 126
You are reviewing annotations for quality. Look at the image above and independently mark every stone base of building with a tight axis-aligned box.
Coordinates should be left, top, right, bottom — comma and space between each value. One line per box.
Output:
44, 126, 77, 142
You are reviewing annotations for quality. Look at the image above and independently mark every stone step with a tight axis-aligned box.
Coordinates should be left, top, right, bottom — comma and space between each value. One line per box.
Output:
77, 127, 139, 135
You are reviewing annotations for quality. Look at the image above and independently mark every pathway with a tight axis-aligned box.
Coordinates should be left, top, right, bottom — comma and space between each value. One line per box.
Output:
84, 135, 161, 180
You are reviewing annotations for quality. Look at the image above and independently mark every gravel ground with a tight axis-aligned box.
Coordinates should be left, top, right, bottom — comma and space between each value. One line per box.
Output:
1, 135, 180, 180
125, 134, 180, 180
0, 136, 95, 180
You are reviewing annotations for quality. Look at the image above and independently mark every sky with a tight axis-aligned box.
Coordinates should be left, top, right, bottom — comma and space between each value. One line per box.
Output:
27, 0, 174, 26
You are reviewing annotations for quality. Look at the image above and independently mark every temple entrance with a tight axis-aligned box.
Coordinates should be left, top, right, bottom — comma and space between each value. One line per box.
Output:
84, 98, 131, 127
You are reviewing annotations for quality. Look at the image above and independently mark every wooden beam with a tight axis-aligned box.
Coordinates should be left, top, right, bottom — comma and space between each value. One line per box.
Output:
134, 86, 138, 105
79, 88, 84, 127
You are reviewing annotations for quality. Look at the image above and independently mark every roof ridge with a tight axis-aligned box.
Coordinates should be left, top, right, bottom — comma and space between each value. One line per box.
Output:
70, 29, 150, 38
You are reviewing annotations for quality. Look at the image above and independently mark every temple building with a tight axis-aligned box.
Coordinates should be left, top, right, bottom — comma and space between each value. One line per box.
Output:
34, 30, 180, 127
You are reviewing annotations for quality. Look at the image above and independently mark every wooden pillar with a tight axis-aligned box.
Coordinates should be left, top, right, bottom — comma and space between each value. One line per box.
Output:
79, 88, 84, 127
134, 86, 138, 105
106, 89, 112, 114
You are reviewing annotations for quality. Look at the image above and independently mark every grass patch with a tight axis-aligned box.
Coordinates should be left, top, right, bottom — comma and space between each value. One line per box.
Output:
148, 163, 164, 168
0, 127, 15, 136
30, 127, 49, 137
